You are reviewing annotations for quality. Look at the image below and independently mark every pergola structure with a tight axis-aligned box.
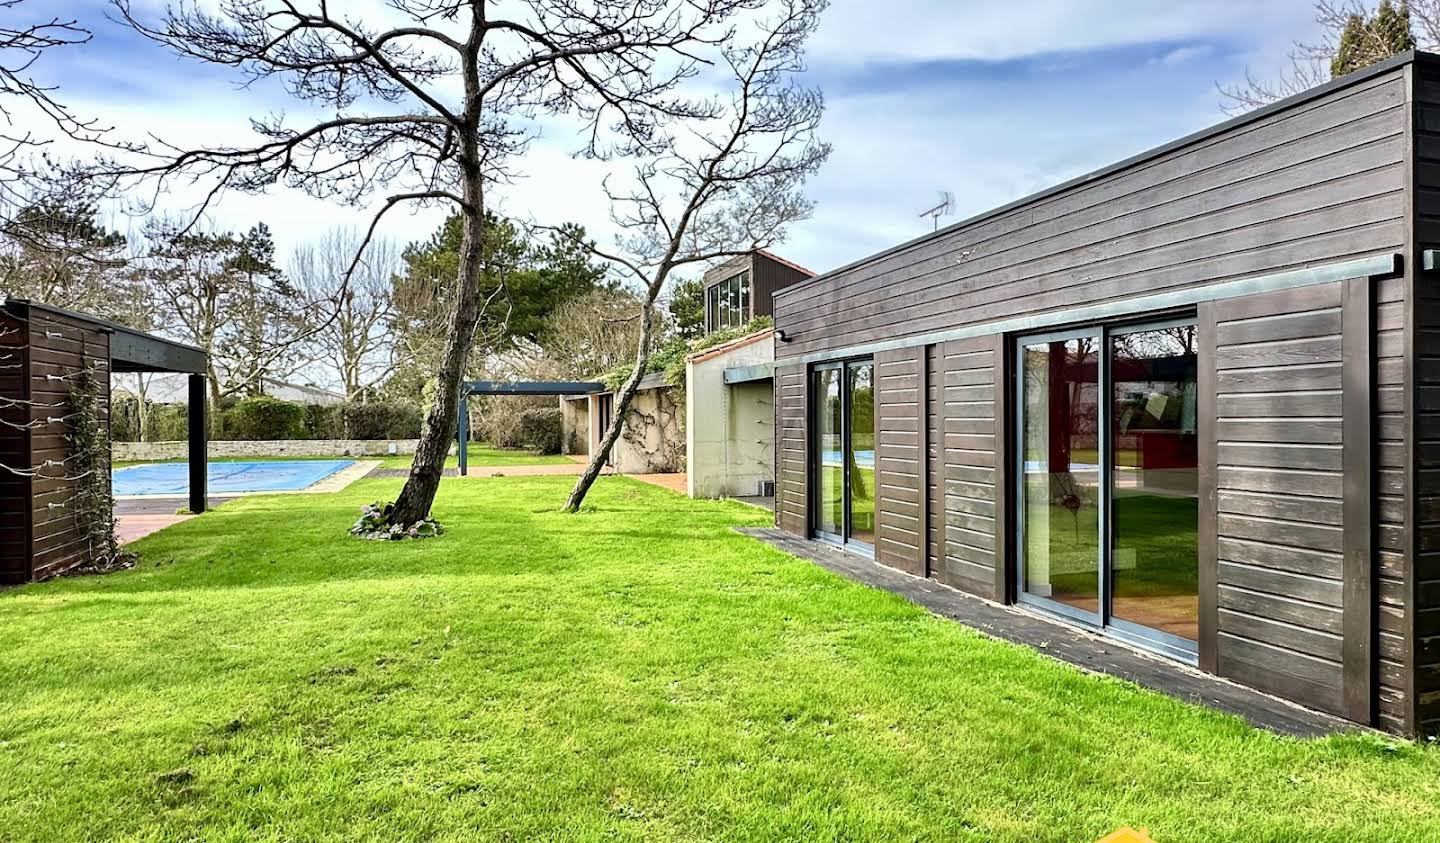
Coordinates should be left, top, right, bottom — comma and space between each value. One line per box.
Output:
1, 300, 208, 582
456, 380, 601, 476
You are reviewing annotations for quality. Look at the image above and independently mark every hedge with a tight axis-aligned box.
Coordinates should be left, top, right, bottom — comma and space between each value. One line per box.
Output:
111, 397, 425, 442
518, 407, 563, 455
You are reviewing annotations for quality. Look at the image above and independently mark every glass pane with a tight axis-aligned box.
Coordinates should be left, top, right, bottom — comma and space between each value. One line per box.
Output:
1021, 337, 1101, 615
847, 362, 876, 544
1111, 325, 1199, 642
740, 273, 751, 322
707, 285, 718, 331
814, 368, 844, 537
729, 277, 741, 327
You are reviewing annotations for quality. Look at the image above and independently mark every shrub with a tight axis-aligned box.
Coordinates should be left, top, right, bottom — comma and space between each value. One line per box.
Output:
150, 404, 189, 441
472, 395, 551, 449
518, 407, 563, 454
223, 396, 306, 440
342, 401, 423, 439
303, 403, 342, 439
111, 394, 141, 442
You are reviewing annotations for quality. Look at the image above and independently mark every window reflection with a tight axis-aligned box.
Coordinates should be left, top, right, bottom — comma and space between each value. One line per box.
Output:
848, 363, 875, 544
704, 271, 752, 331
1021, 337, 1101, 614
1111, 325, 1199, 642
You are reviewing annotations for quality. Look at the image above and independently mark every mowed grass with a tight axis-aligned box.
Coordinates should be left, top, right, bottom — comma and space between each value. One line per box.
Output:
2, 477, 1440, 841
376, 442, 575, 469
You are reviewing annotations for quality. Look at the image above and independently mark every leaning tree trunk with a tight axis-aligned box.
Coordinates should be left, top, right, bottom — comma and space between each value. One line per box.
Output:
389, 177, 486, 525
563, 303, 658, 512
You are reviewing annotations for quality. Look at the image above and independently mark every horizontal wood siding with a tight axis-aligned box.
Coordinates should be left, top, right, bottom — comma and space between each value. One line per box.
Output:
774, 68, 1408, 360
1375, 274, 1409, 734
1210, 284, 1348, 716
937, 337, 999, 599
0, 311, 29, 583
26, 310, 110, 581
1412, 60, 1440, 735
875, 348, 923, 575
775, 365, 807, 535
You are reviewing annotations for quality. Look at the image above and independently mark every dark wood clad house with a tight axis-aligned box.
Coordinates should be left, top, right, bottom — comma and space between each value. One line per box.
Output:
770, 50, 1440, 736
703, 250, 814, 332
0, 300, 209, 584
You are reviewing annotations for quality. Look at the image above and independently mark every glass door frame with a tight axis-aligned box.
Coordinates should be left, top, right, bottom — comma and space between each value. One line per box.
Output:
1013, 325, 1106, 630
809, 357, 876, 556
1013, 315, 1200, 664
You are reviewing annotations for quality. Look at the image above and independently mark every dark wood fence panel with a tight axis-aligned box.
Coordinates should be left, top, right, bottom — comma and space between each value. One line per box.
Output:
1210, 283, 1352, 717
936, 336, 999, 599
0, 310, 29, 583
1410, 61, 1440, 736
1373, 274, 1409, 734
27, 310, 111, 581
774, 68, 1407, 360
926, 344, 943, 577
875, 348, 924, 575
775, 364, 808, 535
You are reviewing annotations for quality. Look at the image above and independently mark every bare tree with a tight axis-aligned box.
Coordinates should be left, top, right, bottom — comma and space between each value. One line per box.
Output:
1220, 0, 1432, 114
0, 2, 107, 212
537, 286, 651, 379
137, 218, 308, 412
90, 0, 761, 531
292, 228, 399, 401
560, 0, 830, 512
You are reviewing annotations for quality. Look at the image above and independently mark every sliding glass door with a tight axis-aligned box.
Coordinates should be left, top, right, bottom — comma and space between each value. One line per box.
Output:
812, 359, 875, 552
1016, 319, 1199, 659
1019, 331, 1103, 623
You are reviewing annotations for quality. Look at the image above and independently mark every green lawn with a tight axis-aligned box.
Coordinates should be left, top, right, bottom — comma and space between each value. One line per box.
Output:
3, 477, 1440, 841
376, 442, 575, 469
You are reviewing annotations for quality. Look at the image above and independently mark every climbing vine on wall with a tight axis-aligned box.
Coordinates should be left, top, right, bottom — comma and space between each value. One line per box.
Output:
66, 368, 131, 572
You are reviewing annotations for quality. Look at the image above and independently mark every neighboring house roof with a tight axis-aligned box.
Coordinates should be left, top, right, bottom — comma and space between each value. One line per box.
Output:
687, 328, 773, 365
754, 249, 815, 278
114, 370, 346, 405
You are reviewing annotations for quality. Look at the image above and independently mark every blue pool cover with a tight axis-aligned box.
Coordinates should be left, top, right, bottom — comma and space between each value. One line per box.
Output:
114, 460, 355, 496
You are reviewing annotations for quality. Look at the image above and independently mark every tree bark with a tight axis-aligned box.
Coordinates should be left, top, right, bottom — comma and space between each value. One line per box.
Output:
563, 302, 658, 512
388, 178, 484, 525
388, 27, 485, 527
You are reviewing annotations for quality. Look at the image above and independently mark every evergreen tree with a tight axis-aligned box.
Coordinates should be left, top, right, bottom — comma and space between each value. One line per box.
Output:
668, 277, 705, 341
389, 213, 608, 396
1331, 0, 1415, 78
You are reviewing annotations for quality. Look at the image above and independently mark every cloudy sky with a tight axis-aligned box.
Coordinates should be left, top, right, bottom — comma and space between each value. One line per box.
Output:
14, 0, 1326, 277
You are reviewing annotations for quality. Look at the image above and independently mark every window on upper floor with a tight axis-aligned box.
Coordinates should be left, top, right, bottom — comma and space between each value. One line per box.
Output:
704, 270, 751, 332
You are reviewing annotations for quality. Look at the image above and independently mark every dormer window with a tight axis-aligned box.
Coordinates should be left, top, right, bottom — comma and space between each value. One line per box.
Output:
705, 270, 751, 332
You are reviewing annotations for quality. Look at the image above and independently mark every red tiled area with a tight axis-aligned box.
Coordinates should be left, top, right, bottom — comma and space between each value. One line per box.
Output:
116, 513, 193, 545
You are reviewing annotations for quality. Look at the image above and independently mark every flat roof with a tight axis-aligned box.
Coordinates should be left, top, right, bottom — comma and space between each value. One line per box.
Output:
775, 49, 1435, 300
3, 298, 208, 374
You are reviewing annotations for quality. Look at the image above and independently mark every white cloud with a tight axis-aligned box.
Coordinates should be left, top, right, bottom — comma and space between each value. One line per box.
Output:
8, 0, 1333, 281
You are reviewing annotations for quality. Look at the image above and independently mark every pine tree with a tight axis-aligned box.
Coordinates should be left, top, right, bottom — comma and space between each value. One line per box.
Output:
1331, 0, 1415, 78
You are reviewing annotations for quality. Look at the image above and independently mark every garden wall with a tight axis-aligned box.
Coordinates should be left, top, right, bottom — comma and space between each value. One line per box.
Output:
114, 438, 423, 461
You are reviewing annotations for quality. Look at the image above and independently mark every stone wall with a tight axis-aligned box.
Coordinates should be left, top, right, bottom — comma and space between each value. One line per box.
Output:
114, 439, 425, 461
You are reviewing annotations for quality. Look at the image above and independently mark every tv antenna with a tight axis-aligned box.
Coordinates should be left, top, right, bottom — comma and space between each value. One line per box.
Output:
918, 191, 954, 232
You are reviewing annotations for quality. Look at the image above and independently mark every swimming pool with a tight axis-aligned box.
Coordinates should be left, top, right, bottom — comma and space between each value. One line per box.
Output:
113, 460, 356, 497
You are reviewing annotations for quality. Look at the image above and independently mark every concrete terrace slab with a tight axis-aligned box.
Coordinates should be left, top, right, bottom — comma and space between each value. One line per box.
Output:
738, 527, 1361, 739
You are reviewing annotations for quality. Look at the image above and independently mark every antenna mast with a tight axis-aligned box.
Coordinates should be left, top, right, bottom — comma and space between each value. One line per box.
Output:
918, 190, 954, 232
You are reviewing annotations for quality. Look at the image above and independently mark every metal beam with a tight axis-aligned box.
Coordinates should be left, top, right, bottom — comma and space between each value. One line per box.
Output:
457, 394, 469, 477
463, 380, 604, 396
188, 374, 207, 514
722, 363, 774, 384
